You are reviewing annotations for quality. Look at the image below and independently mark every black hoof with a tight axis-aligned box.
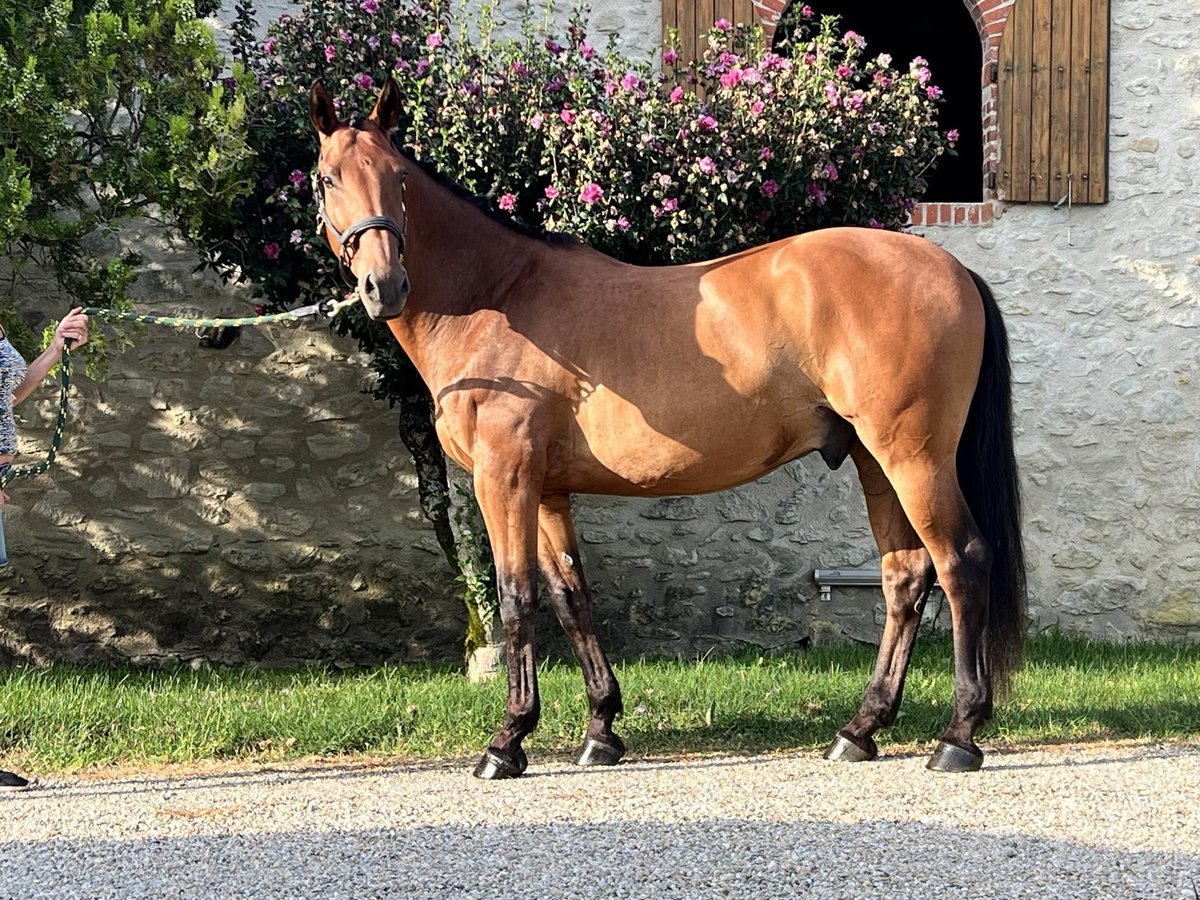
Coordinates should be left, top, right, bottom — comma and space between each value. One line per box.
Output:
822, 733, 878, 763
472, 747, 527, 780
926, 740, 984, 773
576, 736, 625, 767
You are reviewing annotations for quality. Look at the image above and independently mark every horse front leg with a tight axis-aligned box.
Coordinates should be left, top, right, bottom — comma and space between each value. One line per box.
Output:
470, 453, 544, 780
537, 495, 625, 767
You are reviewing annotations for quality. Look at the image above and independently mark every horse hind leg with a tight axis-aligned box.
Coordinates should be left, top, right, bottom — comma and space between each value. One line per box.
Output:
537, 496, 625, 766
865, 447, 995, 773
825, 442, 935, 763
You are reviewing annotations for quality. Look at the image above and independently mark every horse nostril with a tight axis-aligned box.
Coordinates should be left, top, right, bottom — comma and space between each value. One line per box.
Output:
400, 276, 410, 296
362, 273, 378, 298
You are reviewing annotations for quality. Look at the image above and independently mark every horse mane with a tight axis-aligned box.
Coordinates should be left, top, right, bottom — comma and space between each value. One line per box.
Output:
385, 133, 578, 247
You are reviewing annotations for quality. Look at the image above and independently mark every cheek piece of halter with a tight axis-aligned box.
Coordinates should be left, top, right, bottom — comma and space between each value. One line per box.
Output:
312, 169, 408, 288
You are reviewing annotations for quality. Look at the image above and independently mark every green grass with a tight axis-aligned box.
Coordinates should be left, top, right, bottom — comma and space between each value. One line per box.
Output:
3, 633, 1199, 773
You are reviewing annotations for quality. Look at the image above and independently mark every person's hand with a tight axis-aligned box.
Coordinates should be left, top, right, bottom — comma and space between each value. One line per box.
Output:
53, 307, 89, 350
0, 489, 8, 507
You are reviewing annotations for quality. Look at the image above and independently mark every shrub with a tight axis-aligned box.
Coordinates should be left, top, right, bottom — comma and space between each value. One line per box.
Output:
0, 0, 251, 370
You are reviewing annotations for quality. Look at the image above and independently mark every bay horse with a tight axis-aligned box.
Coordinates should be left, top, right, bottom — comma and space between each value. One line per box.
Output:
309, 78, 1026, 778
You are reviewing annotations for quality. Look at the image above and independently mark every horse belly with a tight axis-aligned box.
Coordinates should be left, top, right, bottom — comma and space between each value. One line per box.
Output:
549, 384, 833, 496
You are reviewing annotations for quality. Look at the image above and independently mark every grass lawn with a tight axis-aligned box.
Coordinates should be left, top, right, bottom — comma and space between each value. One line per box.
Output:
2, 633, 1199, 773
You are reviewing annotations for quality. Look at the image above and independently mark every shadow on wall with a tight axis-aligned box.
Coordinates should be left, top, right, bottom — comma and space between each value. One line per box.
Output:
0, 294, 467, 669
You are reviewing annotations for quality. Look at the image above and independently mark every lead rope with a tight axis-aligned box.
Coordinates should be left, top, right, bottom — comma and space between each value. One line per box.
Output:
0, 298, 359, 488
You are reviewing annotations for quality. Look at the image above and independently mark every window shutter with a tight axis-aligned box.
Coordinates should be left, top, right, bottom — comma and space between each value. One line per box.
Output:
998, 0, 1110, 203
663, 0, 759, 65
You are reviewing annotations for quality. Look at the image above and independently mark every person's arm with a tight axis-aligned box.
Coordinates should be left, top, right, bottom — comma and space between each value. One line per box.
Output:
12, 307, 89, 407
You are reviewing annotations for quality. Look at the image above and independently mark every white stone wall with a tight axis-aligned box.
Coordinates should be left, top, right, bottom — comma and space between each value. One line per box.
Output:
922, 0, 1200, 638
5, 0, 1195, 667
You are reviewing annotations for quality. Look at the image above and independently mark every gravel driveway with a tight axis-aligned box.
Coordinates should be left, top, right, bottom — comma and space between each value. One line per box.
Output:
3, 741, 1198, 899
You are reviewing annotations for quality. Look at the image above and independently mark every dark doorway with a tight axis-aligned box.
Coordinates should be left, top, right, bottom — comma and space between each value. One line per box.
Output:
773, 1, 983, 202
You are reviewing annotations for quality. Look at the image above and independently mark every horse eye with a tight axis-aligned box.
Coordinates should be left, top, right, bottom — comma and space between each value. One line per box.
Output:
321, 175, 335, 188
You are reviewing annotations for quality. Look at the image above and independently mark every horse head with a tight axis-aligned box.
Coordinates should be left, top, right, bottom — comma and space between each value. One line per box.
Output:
310, 78, 410, 321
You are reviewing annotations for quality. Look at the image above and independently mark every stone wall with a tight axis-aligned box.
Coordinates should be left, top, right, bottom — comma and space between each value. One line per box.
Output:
2, 0, 1195, 668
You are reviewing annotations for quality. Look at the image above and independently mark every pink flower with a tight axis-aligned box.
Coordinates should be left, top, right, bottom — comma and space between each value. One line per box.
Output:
843, 30, 866, 50
926, 85, 943, 100
698, 156, 716, 175
427, 32, 444, 48
873, 72, 891, 88
914, 65, 932, 85
947, 128, 960, 143
530, 113, 544, 130
760, 147, 773, 161
263, 37, 277, 55
714, 18, 731, 31
324, 44, 336, 62
289, 229, 303, 245
621, 72, 641, 92
750, 100, 765, 116
581, 42, 596, 60
801, 4, 813, 16
338, 29, 352, 44
663, 48, 679, 65
836, 64, 852, 80
844, 91, 865, 111
560, 107, 576, 125
544, 185, 560, 200
263, 242, 281, 260
823, 162, 839, 181
696, 114, 717, 132
391, 31, 402, 45
360, 0, 379, 12
499, 193, 516, 211
617, 216, 631, 232
355, 73, 374, 90
807, 183, 827, 205
670, 85, 685, 104
760, 180, 780, 198
545, 39, 564, 54
580, 182, 604, 204
824, 81, 840, 107
720, 69, 743, 89
512, 60, 529, 77
868, 218, 885, 228
663, 197, 679, 212
289, 169, 305, 187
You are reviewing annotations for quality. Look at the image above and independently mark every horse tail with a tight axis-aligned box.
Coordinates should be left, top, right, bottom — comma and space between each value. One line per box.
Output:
958, 269, 1027, 693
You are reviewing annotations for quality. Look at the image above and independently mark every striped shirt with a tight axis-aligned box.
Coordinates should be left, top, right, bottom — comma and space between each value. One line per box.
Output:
0, 334, 29, 456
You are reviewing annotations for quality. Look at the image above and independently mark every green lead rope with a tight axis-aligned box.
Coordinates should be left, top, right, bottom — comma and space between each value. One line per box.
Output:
0, 302, 337, 489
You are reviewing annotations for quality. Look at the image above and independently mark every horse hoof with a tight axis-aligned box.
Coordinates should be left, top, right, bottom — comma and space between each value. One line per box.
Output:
576, 737, 625, 767
822, 733, 877, 763
472, 748, 527, 780
926, 740, 984, 773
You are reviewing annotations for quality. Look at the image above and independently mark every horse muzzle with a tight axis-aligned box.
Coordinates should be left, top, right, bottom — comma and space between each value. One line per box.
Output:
358, 268, 410, 320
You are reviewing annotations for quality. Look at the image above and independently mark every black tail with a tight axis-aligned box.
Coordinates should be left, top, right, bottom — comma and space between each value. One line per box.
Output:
958, 270, 1027, 693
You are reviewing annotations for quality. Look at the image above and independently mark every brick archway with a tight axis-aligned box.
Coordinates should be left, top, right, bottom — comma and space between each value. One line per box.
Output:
758, 0, 1016, 225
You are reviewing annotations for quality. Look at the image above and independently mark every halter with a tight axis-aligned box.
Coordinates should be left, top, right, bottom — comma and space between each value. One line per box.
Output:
312, 169, 408, 286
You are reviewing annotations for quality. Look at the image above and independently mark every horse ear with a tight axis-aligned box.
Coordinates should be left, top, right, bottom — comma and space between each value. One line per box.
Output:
369, 77, 403, 132
310, 81, 339, 137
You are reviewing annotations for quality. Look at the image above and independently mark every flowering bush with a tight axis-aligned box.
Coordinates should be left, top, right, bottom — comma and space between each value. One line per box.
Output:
205, 1, 955, 296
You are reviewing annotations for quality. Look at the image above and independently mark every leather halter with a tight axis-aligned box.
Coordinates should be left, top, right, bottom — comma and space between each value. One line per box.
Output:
312, 169, 407, 286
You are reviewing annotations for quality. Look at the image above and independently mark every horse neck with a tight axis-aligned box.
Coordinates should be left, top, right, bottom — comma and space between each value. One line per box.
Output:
387, 161, 552, 377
